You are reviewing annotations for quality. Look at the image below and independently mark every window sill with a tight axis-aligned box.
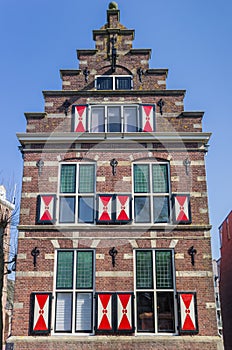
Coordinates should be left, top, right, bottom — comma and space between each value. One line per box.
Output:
7, 334, 222, 343
18, 224, 212, 231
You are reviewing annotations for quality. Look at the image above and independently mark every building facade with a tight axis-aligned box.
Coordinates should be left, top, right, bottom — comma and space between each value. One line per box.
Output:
218, 210, 232, 349
0, 185, 15, 349
212, 259, 222, 336
8, 3, 223, 350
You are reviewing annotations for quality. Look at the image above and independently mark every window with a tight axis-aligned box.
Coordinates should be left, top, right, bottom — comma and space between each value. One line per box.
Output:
54, 250, 94, 333
89, 105, 139, 133
58, 163, 95, 224
133, 163, 170, 224
96, 76, 132, 90
135, 250, 176, 334
124, 106, 139, 132
73, 104, 155, 133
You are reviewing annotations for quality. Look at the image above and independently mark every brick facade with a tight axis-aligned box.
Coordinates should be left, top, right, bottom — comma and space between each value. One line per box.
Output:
8, 3, 223, 350
0, 186, 15, 349
219, 211, 232, 349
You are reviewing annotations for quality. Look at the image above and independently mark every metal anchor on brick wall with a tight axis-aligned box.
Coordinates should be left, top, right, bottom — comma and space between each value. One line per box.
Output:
183, 158, 191, 176
188, 246, 197, 266
157, 98, 165, 115
109, 247, 118, 267
137, 67, 144, 83
36, 159, 44, 176
83, 67, 90, 83
110, 158, 118, 176
31, 247, 40, 268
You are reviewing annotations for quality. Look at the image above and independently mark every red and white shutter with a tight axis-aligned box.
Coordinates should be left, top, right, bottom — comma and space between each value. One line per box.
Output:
97, 195, 113, 223
73, 105, 87, 132
96, 293, 113, 332
115, 195, 131, 223
141, 104, 155, 132
30, 293, 52, 335
172, 194, 191, 224
116, 293, 134, 332
177, 292, 198, 334
36, 195, 56, 224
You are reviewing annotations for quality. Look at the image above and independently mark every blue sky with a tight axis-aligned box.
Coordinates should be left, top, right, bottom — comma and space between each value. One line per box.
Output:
1, 0, 231, 259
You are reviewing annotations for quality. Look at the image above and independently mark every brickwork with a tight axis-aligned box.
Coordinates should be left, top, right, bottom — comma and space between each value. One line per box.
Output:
219, 211, 232, 349
9, 3, 223, 350
9, 335, 222, 350
19, 148, 209, 227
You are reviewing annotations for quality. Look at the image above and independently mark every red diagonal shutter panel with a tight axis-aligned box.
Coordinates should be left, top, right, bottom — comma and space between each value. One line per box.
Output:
183, 313, 195, 331
176, 195, 189, 222
180, 293, 196, 331
33, 294, 49, 331
99, 196, 112, 221
75, 105, 86, 132
40, 196, 53, 221
117, 294, 132, 330
98, 294, 112, 330
116, 196, 129, 221
34, 314, 47, 331
142, 105, 153, 132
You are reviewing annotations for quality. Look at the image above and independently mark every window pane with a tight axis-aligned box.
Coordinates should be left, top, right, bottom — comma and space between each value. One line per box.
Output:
108, 106, 121, 132
60, 164, 76, 193
137, 292, 154, 332
55, 293, 72, 332
134, 197, 151, 223
76, 251, 93, 288
78, 197, 94, 223
116, 77, 131, 90
134, 165, 149, 193
56, 251, 74, 289
157, 292, 175, 333
153, 196, 169, 223
79, 165, 95, 193
124, 106, 138, 132
156, 251, 173, 289
152, 164, 169, 193
59, 197, 75, 223
90, 107, 105, 132
96, 77, 113, 90
75, 293, 93, 332
136, 251, 153, 288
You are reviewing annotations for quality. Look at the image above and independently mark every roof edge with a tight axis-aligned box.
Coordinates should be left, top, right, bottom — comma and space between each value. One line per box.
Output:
42, 89, 186, 97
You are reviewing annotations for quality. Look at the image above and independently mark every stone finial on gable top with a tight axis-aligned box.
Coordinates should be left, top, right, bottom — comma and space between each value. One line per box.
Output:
107, 2, 120, 26
109, 2, 118, 9
109, 1, 118, 10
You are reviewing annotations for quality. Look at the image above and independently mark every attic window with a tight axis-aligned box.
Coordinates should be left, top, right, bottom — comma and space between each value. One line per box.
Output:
96, 76, 132, 90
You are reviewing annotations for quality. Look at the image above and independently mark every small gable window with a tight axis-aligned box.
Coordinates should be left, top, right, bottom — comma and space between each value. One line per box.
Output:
96, 76, 133, 90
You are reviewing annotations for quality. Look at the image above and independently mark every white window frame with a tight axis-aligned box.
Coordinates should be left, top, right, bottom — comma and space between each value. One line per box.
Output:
134, 249, 178, 335
52, 249, 95, 335
88, 104, 140, 133
95, 75, 133, 90
132, 161, 171, 225
57, 162, 96, 225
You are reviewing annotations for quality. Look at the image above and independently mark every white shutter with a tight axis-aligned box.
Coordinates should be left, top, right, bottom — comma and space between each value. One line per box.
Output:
30, 292, 52, 335
141, 104, 155, 132
116, 293, 134, 332
73, 105, 87, 132
172, 194, 191, 224
177, 292, 198, 334
96, 293, 113, 332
